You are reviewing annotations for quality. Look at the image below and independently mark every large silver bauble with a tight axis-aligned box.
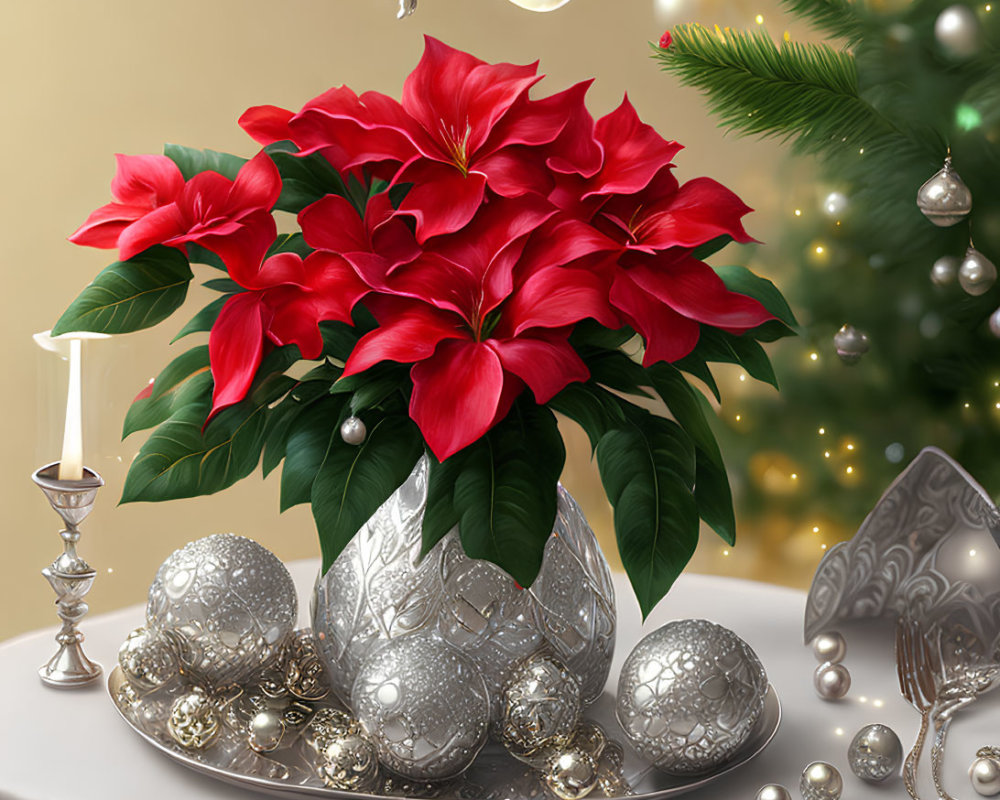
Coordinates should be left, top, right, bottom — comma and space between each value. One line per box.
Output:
959, 247, 998, 296
917, 157, 972, 226
970, 755, 1000, 796
351, 633, 489, 780
935, 5, 983, 57
848, 723, 903, 782
146, 534, 297, 688
118, 626, 179, 693
615, 618, 768, 775
501, 653, 582, 759
801, 761, 843, 800
313, 457, 615, 724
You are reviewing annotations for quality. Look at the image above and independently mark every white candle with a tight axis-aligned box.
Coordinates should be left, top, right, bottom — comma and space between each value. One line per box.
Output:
59, 338, 84, 480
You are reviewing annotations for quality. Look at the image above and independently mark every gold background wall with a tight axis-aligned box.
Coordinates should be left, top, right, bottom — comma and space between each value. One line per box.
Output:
2, 0, 823, 642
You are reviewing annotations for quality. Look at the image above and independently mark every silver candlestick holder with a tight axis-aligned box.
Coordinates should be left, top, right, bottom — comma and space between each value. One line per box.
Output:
32, 462, 104, 688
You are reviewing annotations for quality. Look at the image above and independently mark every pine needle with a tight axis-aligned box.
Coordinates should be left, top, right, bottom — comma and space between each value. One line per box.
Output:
779, 0, 864, 45
654, 25, 908, 157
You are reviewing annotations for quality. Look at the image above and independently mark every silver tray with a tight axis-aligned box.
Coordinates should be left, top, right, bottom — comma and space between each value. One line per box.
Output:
108, 664, 779, 800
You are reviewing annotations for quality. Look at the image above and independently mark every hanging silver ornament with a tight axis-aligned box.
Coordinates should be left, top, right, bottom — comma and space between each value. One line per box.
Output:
931, 255, 960, 287
615, 618, 768, 775
501, 653, 582, 761
959, 247, 998, 296
823, 191, 849, 218
168, 686, 221, 750
754, 785, 794, 800
146, 534, 297, 689
396, 0, 416, 18
971, 749, 1000, 796
800, 761, 843, 800
989, 308, 1000, 338
811, 632, 846, 664
813, 662, 851, 700
833, 324, 870, 365
351, 632, 490, 780
917, 156, 973, 226
935, 5, 983, 57
117, 626, 179, 694
848, 723, 903, 782
507, 0, 574, 9
340, 415, 367, 445
543, 747, 599, 800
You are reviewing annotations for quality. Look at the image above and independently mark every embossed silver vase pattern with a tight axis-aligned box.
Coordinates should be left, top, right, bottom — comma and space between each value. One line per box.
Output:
312, 457, 616, 723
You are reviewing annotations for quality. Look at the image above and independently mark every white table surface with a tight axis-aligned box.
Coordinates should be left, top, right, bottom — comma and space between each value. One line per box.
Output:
1, 561, 997, 800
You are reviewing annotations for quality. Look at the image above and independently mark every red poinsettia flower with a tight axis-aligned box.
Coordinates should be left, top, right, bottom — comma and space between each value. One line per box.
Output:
339, 196, 618, 460
242, 37, 589, 243
208, 250, 368, 416
69, 154, 184, 249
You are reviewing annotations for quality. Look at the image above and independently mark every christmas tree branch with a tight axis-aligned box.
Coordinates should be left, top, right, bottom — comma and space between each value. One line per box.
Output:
655, 25, 907, 156
780, 0, 864, 45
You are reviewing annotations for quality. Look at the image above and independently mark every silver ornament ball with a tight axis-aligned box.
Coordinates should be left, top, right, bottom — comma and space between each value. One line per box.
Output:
316, 731, 380, 792
117, 626, 179, 693
833, 324, 870, 365
823, 192, 849, 218
146, 533, 297, 688
501, 653, 582, 760
754, 784, 793, 800
931, 255, 960, 287
351, 632, 489, 780
811, 632, 846, 664
959, 248, 998, 296
813, 662, 851, 701
168, 686, 221, 750
989, 308, 1000, 338
340, 415, 367, 445
615, 618, 768, 775
801, 761, 844, 800
917, 157, 973, 226
971, 755, 1000, 797
313, 457, 615, 724
544, 747, 599, 800
248, 709, 285, 753
848, 723, 903, 782
935, 5, 983, 57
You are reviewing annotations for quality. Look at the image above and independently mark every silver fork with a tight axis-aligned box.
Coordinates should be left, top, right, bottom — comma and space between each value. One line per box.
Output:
895, 616, 940, 800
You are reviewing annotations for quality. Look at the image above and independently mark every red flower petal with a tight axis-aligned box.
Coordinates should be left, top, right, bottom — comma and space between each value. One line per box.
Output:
228, 151, 282, 213
342, 301, 466, 376
626, 255, 773, 331
299, 194, 369, 253
635, 177, 755, 250
68, 202, 149, 248
395, 159, 487, 242
502, 265, 619, 336
208, 292, 268, 417
110, 154, 184, 207
658, 30, 673, 49
302, 251, 370, 321
487, 333, 589, 403
200, 210, 278, 282
588, 96, 683, 198
117, 203, 187, 261
609, 271, 701, 365
409, 338, 506, 461
239, 105, 295, 146
475, 148, 552, 198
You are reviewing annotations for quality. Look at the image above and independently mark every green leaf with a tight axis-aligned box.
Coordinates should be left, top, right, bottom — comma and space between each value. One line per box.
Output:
694, 447, 736, 546
691, 234, 734, 261
548, 382, 627, 451
674, 355, 721, 403
185, 243, 227, 271
421, 453, 463, 557
596, 408, 699, 618
451, 402, 566, 587
280, 395, 345, 511
122, 370, 212, 439
330, 364, 408, 414
311, 413, 424, 572
568, 320, 636, 351
164, 144, 246, 181
579, 348, 654, 398
262, 381, 335, 478
691, 327, 779, 388
204, 277, 242, 294
713, 264, 798, 328
266, 232, 313, 259
172, 294, 233, 342
269, 150, 349, 214
53, 246, 193, 335
647, 363, 717, 454
150, 345, 210, 401
320, 321, 363, 362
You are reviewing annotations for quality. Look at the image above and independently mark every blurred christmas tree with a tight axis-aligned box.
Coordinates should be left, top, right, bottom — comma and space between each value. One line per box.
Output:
655, 2, 1000, 546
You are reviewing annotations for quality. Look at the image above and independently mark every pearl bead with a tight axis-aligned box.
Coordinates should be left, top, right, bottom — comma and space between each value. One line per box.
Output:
755, 784, 793, 800
811, 632, 847, 664
813, 662, 851, 701
801, 761, 843, 800
848, 723, 902, 782
970, 756, 1000, 797
340, 415, 367, 445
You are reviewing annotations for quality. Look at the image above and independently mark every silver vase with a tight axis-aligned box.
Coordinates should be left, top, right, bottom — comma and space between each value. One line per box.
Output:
312, 457, 616, 723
